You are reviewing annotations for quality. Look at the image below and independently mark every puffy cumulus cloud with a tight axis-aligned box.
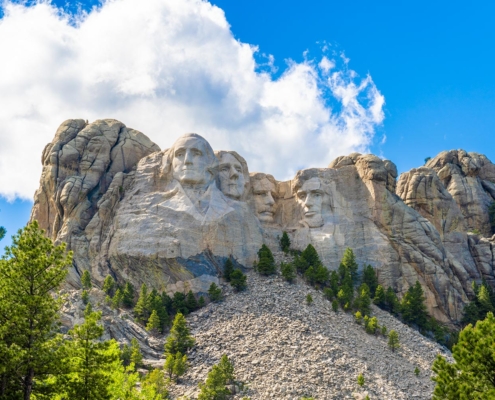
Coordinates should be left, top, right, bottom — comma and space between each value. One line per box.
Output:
0, 0, 385, 200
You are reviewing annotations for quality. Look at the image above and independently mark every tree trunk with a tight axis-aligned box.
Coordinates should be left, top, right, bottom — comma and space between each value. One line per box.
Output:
23, 367, 34, 400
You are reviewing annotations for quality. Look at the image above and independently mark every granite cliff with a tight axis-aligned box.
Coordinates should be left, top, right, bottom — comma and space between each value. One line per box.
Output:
31, 119, 495, 324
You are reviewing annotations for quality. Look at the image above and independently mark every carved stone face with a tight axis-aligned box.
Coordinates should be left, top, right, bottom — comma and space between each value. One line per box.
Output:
252, 177, 277, 222
296, 177, 324, 228
218, 153, 245, 199
172, 136, 210, 185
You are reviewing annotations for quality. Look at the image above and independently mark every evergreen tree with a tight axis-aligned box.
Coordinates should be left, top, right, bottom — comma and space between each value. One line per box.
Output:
198, 355, 235, 400
0, 226, 5, 241
294, 254, 310, 274
280, 231, 291, 253
385, 286, 400, 314
130, 337, 143, 369
0, 221, 72, 399
306, 294, 313, 305
208, 282, 223, 302
230, 269, 247, 291
357, 373, 365, 387
301, 244, 321, 268
147, 310, 162, 334
257, 244, 276, 275
362, 264, 378, 297
81, 270, 92, 290
164, 352, 188, 382
329, 270, 339, 295
354, 283, 371, 316
122, 282, 135, 308
388, 330, 400, 352
341, 247, 359, 284
281, 262, 296, 283
172, 292, 189, 315
401, 281, 429, 330
121, 343, 132, 367
111, 288, 123, 309
305, 264, 329, 287
102, 275, 115, 295
164, 313, 195, 356
57, 311, 120, 400
198, 295, 206, 308
141, 368, 169, 399
354, 311, 363, 324
185, 290, 199, 312
134, 283, 150, 322
332, 299, 339, 312
224, 258, 235, 282
373, 284, 386, 308
323, 288, 334, 301
365, 316, 378, 334
149, 289, 169, 332
81, 289, 90, 305
432, 312, 495, 399
107, 362, 141, 400
161, 291, 174, 314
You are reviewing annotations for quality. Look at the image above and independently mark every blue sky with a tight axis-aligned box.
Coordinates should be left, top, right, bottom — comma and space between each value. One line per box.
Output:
1, 0, 494, 250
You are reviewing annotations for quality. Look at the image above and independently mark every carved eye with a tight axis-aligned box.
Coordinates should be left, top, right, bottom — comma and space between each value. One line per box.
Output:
235, 167, 242, 173
193, 149, 202, 156
175, 151, 184, 158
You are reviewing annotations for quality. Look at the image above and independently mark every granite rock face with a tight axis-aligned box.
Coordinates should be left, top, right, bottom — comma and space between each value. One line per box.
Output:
31, 120, 495, 323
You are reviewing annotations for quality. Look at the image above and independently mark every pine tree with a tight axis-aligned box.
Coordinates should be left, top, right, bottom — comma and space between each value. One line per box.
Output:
301, 244, 321, 268
149, 289, 170, 332
112, 288, 123, 309
107, 362, 141, 400
147, 309, 162, 334
323, 288, 334, 301
172, 352, 188, 382
141, 368, 169, 399
185, 290, 199, 311
102, 275, 115, 295
401, 281, 429, 329
432, 312, 495, 398
365, 316, 378, 334
130, 337, 143, 368
294, 254, 310, 274
164, 313, 195, 356
257, 244, 276, 275
122, 282, 135, 308
341, 247, 359, 284
81, 270, 92, 290
0, 226, 5, 241
81, 289, 90, 305
329, 270, 339, 294
373, 284, 386, 308
224, 258, 235, 282
162, 291, 174, 314
172, 291, 189, 315
385, 286, 400, 314
306, 294, 313, 305
208, 282, 223, 302
362, 264, 378, 297
354, 311, 363, 324
198, 354, 235, 400
121, 343, 132, 367
198, 295, 206, 308
281, 262, 296, 283
134, 283, 150, 322
280, 231, 291, 253
230, 269, 247, 291
332, 299, 339, 312
388, 330, 400, 352
57, 311, 120, 399
357, 373, 365, 387
355, 283, 371, 316
0, 221, 72, 399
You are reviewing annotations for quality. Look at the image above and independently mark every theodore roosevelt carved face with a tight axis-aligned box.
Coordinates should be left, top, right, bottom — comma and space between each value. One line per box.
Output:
171, 134, 217, 186
251, 173, 277, 223
216, 151, 248, 200
296, 177, 324, 228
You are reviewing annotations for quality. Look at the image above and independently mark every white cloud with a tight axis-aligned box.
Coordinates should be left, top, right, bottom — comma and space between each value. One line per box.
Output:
0, 0, 385, 200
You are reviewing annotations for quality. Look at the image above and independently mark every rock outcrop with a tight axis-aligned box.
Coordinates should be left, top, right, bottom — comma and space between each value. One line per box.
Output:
31, 120, 495, 323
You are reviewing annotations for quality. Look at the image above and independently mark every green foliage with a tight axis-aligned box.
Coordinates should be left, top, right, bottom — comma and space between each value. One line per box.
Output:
362, 264, 378, 297
414, 366, 420, 376
354, 311, 363, 324
112, 288, 123, 309
281, 262, 296, 283
164, 313, 195, 357
373, 285, 386, 307
329, 270, 339, 294
401, 281, 429, 330
0, 221, 72, 399
185, 290, 199, 312
332, 299, 339, 312
135, 284, 150, 322
364, 316, 378, 334
425, 156, 431, 164
257, 244, 276, 275
306, 293, 313, 305
0, 226, 5, 241
304, 264, 329, 287
198, 295, 206, 308
81, 269, 92, 289
130, 337, 143, 369
122, 282, 135, 308
388, 330, 400, 352
294, 254, 309, 274
121, 343, 132, 367
230, 269, 247, 292
141, 368, 170, 399
103, 275, 115, 295
354, 283, 371, 316
224, 258, 235, 282
172, 291, 189, 315
82, 289, 90, 305
323, 287, 334, 301
301, 244, 321, 268
341, 247, 359, 284
57, 311, 120, 400
164, 352, 188, 382
107, 362, 141, 400
462, 280, 495, 327
381, 325, 387, 336
147, 310, 162, 334
432, 312, 495, 399
208, 282, 223, 302
489, 201, 495, 234
280, 231, 291, 253
357, 373, 365, 387
198, 354, 235, 400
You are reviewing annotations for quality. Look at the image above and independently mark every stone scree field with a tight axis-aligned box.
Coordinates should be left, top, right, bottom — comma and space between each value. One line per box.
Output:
167, 264, 450, 399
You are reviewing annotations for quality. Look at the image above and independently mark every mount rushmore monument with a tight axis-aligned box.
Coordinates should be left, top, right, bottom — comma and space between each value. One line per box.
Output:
30, 119, 495, 323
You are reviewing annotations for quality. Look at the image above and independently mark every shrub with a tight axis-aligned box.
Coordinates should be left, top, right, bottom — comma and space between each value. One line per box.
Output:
81, 289, 89, 305
332, 299, 339, 312
281, 262, 296, 283
102, 275, 115, 295
388, 330, 400, 352
354, 311, 363, 324
280, 231, 291, 253
357, 373, 365, 387
306, 294, 313, 305
208, 282, 223, 302
230, 269, 247, 292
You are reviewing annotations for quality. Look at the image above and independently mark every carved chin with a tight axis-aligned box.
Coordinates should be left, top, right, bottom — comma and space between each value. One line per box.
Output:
304, 215, 324, 228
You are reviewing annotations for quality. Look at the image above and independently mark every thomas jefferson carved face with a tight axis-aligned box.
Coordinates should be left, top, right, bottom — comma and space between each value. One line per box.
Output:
251, 176, 277, 223
218, 153, 245, 199
296, 177, 324, 228
172, 136, 212, 185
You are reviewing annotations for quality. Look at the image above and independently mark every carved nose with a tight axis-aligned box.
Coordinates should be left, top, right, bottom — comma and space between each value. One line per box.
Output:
229, 166, 239, 179
184, 150, 193, 165
265, 192, 275, 205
